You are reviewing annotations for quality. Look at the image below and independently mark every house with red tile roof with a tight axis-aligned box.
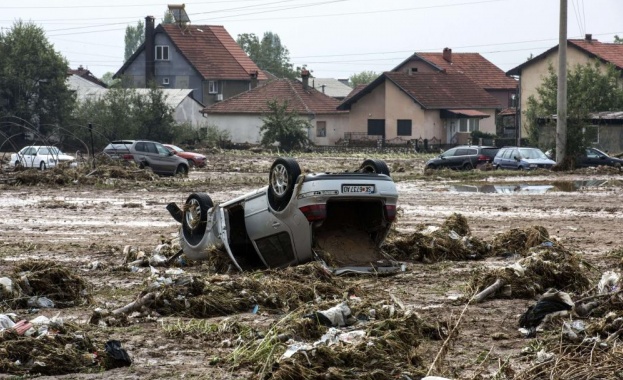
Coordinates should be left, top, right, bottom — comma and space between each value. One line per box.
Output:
68, 66, 108, 88
507, 34, 623, 138
393, 48, 518, 109
114, 16, 267, 107
337, 72, 501, 146
204, 71, 348, 145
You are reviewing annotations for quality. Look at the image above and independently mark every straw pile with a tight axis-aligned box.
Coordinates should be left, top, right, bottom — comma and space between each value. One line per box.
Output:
491, 225, 550, 256
469, 243, 591, 299
383, 213, 491, 262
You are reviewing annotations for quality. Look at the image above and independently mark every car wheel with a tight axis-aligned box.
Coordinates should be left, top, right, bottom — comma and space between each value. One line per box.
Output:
462, 163, 472, 170
268, 157, 301, 211
187, 159, 195, 169
425, 164, 436, 170
495, 165, 500, 170
359, 159, 390, 176
40, 161, 46, 170
182, 193, 214, 245
176, 164, 189, 177
518, 166, 525, 171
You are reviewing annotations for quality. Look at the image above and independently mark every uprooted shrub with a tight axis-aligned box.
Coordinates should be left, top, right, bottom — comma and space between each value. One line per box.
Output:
490, 225, 550, 256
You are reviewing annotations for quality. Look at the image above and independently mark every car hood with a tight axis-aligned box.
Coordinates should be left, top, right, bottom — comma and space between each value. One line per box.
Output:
177, 152, 205, 158
522, 158, 556, 165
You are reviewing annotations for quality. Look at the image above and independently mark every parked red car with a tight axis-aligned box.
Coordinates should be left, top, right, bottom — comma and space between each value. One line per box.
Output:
163, 144, 207, 168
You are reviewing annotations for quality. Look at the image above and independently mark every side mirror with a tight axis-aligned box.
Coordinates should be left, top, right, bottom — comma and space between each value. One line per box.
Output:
513, 156, 520, 161
168, 151, 175, 156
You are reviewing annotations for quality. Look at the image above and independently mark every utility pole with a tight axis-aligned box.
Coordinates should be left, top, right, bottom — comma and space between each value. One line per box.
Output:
556, 0, 568, 164
88, 123, 95, 169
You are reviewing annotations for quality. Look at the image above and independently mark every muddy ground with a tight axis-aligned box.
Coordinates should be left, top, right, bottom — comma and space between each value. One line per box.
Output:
1, 152, 622, 379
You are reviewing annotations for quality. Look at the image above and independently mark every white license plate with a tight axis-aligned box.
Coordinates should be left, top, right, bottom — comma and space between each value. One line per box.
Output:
342, 185, 375, 194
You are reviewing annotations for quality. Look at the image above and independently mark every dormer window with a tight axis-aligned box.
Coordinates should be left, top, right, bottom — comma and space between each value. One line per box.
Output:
156, 45, 169, 60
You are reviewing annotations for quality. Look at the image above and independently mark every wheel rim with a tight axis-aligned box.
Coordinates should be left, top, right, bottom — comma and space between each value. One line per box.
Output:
185, 198, 202, 230
271, 163, 288, 196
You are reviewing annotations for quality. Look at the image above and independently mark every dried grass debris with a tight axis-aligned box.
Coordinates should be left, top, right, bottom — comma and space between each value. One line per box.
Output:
491, 225, 550, 256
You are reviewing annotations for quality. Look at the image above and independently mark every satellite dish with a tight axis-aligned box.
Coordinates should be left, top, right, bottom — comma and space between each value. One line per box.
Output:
168, 4, 190, 24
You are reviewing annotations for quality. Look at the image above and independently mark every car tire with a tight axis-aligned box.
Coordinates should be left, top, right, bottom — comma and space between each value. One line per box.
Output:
182, 193, 214, 246
462, 163, 472, 170
425, 164, 436, 170
40, 162, 46, 170
268, 157, 301, 211
359, 159, 390, 176
176, 164, 189, 177
495, 165, 500, 170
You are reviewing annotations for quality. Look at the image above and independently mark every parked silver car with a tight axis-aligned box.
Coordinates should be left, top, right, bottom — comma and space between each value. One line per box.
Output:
493, 147, 555, 170
103, 140, 189, 176
167, 157, 402, 274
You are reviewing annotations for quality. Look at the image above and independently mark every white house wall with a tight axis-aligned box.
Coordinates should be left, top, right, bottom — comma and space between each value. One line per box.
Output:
207, 113, 348, 145
175, 97, 208, 128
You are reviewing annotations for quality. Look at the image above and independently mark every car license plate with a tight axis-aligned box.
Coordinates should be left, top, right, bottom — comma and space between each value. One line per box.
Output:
342, 185, 375, 194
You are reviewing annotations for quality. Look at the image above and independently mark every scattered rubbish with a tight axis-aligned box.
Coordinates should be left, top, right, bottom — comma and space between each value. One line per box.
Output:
597, 271, 620, 294
27, 296, 55, 309
0, 314, 15, 329
305, 302, 356, 327
518, 289, 574, 337
104, 340, 132, 369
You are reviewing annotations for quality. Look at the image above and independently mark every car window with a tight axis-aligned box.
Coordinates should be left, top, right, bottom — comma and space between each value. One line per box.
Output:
168, 145, 183, 152
440, 148, 457, 158
38, 147, 51, 155
456, 148, 476, 156
254, 232, 295, 267
586, 148, 601, 158
156, 143, 170, 156
502, 149, 512, 159
145, 142, 158, 154
481, 148, 499, 157
134, 142, 146, 152
22, 147, 35, 155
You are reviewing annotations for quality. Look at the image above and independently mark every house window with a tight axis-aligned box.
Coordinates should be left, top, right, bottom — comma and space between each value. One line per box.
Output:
397, 119, 412, 136
208, 81, 218, 94
459, 118, 479, 132
155, 45, 169, 60
316, 121, 327, 137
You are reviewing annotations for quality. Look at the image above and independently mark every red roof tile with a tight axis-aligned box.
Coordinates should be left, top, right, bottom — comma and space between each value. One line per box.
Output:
204, 79, 345, 115
414, 52, 518, 90
507, 38, 623, 75
340, 84, 366, 104
385, 72, 501, 109
568, 39, 623, 69
161, 24, 267, 81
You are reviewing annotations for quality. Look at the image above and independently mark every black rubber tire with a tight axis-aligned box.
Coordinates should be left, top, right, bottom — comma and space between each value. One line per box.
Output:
462, 163, 473, 171
268, 157, 301, 211
40, 161, 46, 170
359, 159, 390, 176
425, 164, 436, 170
495, 165, 501, 170
176, 164, 189, 177
182, 193, 214, 246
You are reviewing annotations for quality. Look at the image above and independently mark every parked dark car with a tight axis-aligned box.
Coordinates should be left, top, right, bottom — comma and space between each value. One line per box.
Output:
578, 148, 623, 168
103, 140, 189, 176
493, 147, 555, 170
425, 145, 499, 170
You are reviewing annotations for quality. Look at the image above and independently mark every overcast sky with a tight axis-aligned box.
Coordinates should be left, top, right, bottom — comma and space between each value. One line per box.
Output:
1, 0, 621, 80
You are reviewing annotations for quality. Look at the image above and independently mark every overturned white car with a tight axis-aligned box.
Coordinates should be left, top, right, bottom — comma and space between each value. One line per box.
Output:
167, 157, 402, 274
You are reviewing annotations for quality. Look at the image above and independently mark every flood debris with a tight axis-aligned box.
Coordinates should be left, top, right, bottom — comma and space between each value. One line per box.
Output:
94, 262, 345, 323
1, 260, 93, 309
122, 242, 187, 270
470, 242, 591, 302
0, 313, 128, 375
491, 225, 551, 256
518, 289, 574, 337
384, 213, 491, 262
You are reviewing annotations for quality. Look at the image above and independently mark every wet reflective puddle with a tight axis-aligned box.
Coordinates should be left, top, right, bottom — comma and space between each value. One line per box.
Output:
450, 180, 622, 193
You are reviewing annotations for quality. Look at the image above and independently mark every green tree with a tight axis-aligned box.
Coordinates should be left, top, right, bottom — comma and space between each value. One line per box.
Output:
71, 86, 176, 147
237, 32, 297, 79
100, 72, 121, 88
615, 35, 622, 44
260, 100, 310, 152
124, 20, 144, 61
0, 20, 75, 137
348, 71, 379, 87
524, 61, 623, 165
163, 11, 174, 24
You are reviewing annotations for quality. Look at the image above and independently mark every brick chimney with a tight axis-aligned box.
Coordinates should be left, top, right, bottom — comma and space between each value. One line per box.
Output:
585, 33, 593, 42
442, 47, 452, 63
301, 69, 310, 90
250, 70, 258, 89
145, 16, 156, 84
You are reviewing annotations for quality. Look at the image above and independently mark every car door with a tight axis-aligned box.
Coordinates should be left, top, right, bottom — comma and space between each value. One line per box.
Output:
243, 191, 298, 268
134, 142, 163, 174
583, 148, 603, 167
455, 148, 476, 169
154, 142, 177, 175
438, 148, 457, 168
500, 149, 513, 169
20, 147, 37, 167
